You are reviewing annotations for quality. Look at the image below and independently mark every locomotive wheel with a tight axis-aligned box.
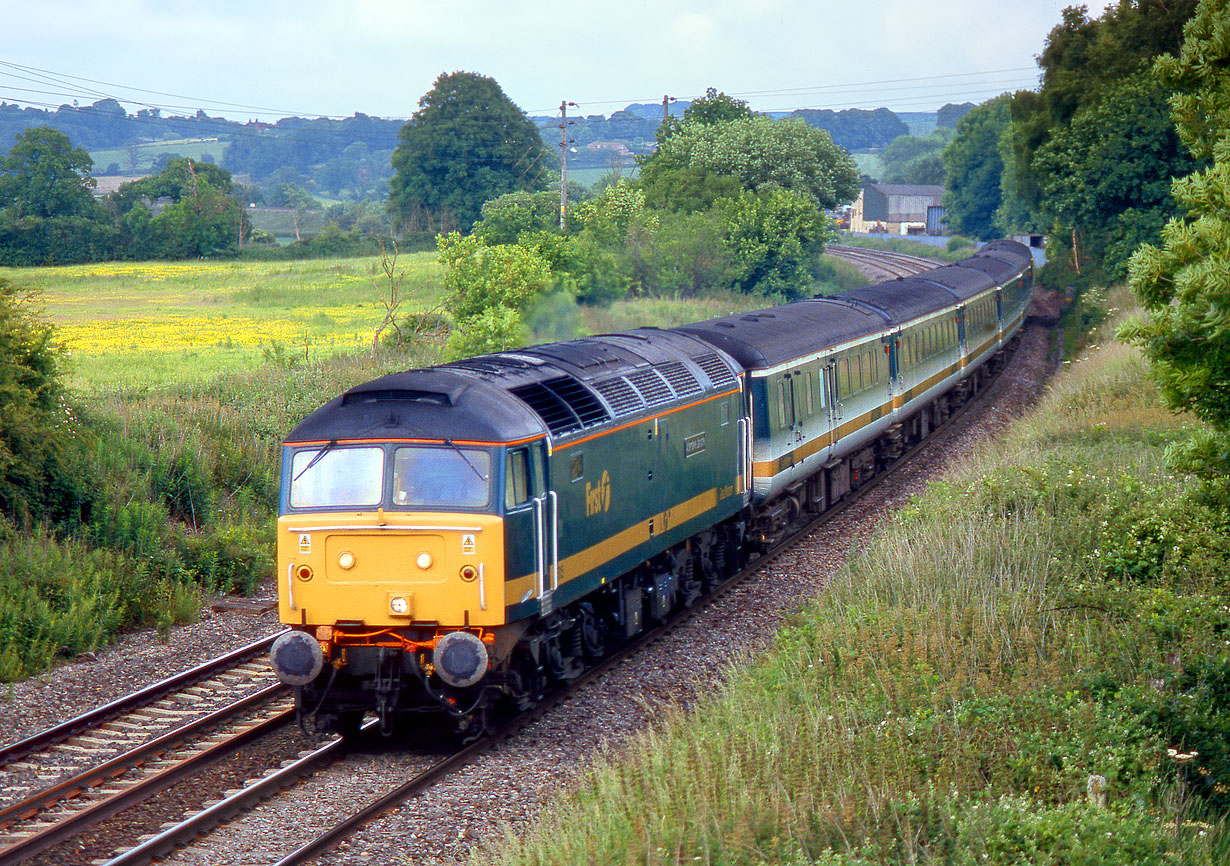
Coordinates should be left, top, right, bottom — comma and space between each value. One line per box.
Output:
578, 604, 607, 660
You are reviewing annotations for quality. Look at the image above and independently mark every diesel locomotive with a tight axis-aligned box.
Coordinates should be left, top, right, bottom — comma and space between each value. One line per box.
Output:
270, 239, 1034, 737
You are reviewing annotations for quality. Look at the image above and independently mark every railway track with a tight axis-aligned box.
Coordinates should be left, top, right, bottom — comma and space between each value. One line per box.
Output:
826, 243, 941, 279
0, 633, 288, 865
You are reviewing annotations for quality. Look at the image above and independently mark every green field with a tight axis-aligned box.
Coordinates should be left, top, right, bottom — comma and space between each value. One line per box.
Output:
0, 254, 445, 390
89, 137, 228, 175
0, 253, 777, 392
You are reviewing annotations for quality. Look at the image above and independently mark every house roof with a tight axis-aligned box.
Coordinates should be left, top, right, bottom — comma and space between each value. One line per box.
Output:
866, 184, 945, 197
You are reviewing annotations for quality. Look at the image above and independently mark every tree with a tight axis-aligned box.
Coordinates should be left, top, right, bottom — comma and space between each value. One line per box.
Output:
879, 129, 952, 185
942, 95, 1012, 240
389, 72, 550, 234
1124, 0, 1230, 497
714, 187, 833, 300
656, 87, 754, 143
112, 158, 246, 258
0, 127, 98, 219
790, 108, 908, 151
936, 103, 975, 129
0, 127, 116, 265
1006, 0, 1199, 244
437, 231, 552, 358
472, 190, 560, 245
1034, 73, 1195, 278
640, 116, 859, 213
0, 279, 85, 525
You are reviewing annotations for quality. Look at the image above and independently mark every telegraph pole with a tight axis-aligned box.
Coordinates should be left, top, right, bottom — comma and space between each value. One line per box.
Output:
559, 101, 577, 230
662, 94, 676, 122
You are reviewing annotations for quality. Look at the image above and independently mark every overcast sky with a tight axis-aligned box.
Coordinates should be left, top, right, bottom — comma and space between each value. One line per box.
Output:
4, 0, 1115, 122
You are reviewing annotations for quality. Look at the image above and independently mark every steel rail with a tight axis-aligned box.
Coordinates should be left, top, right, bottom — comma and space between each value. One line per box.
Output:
0, 687, 293, 866
99, 722, 361, 866
0, 630, 286, 768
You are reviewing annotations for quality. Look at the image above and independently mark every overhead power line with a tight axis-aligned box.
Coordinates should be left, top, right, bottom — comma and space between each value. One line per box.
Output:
0, 59, 1041, 162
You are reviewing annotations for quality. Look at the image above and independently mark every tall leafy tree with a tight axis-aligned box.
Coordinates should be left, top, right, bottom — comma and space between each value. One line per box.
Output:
1007, 0, 1199, 246
0, 127, 115, 265
656, 87, 755, 144
942, 95, 1011, 240
389, 72, 549, 234
112, 158, 245, 258
640, 115, 859, 214
879, 129, 952, 185
0, 127, 97, 219
1034, 73, 1195, 278
1125, 0, 1230, 497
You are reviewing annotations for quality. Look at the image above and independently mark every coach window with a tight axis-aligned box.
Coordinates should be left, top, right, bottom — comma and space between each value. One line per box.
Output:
505, 448, 530, 509
778, 380, 794, 429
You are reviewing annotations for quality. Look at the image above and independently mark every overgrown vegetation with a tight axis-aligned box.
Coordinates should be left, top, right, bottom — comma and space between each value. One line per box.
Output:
475, 291, 1230, 864
942, 0, 1200, 284
0, 260, 468, 680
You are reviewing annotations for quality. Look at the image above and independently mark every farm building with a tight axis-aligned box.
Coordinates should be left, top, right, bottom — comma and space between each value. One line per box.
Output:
849, 183, 946, 235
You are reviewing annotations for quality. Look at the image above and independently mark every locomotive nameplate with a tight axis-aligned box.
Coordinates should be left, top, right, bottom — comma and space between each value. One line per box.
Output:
683, 432, 706, 458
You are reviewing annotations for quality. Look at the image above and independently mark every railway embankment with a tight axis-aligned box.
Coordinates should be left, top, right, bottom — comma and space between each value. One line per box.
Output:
476, 285, 1230, 865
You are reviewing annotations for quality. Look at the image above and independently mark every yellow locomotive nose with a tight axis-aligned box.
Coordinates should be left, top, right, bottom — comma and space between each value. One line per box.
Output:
278, 512, 505, 628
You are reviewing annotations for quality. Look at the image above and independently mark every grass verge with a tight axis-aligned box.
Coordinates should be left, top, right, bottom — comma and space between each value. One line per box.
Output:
475, 291, 1230, 864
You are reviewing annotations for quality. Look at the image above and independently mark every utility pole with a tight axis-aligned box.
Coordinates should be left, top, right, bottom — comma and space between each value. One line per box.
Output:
559, 101, 577, 230
662, 94, 676, 123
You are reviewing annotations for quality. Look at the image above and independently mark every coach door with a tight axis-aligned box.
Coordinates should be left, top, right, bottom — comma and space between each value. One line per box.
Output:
823, 362, 841, 459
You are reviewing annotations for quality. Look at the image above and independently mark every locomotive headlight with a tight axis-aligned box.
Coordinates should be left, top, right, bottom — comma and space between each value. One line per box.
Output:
337, 551, 356, 570
390, 595, 410, 615
415, 551, 433, 570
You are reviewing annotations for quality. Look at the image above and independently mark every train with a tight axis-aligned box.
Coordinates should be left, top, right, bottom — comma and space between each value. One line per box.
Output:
269, 239, 1034, 738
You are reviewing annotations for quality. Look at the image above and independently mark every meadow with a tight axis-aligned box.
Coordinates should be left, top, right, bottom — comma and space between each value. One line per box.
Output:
0, 254, 445, 390
477, 287, 1230, 864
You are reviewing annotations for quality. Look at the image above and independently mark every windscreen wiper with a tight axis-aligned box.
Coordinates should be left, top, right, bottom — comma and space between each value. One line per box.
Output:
292, 439, 338, 483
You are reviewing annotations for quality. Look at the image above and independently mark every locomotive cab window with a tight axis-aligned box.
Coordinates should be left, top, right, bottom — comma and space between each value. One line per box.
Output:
393, 446, 491, 509
289, 445, 384, 509
505, 448, 530, 509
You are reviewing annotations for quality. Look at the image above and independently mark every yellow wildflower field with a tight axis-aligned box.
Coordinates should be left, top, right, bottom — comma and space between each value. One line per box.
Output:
0, 254, 444, 390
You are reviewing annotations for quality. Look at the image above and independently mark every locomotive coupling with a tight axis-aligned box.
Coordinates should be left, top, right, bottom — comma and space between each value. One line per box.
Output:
271, 630, 325, 686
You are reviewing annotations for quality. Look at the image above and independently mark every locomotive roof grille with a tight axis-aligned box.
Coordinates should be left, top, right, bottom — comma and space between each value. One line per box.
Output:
510, 376, 610, 436
693, 352, 737, 387
657, 361, 702, 397
627, 368, 673, 406
593, 377, 645, 417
